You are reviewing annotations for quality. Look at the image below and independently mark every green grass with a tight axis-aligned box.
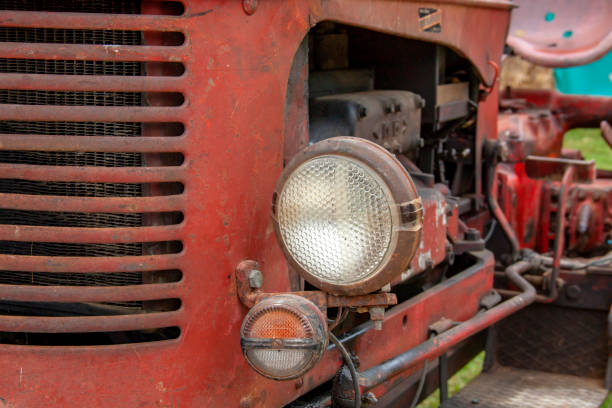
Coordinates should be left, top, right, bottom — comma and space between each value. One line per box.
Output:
416, 352, 484, 408
415, 128, 612, 408
603, 393, 612, 408
563, 128, 612, 169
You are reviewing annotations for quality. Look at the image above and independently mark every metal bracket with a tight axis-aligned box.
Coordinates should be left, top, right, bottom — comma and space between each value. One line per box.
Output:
235, 260, 398, 323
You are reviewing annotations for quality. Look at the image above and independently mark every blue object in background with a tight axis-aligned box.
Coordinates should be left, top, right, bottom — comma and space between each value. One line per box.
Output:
554, 50, 612, 96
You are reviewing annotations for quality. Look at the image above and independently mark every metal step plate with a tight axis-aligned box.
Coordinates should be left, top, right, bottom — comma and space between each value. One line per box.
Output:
441, 366, 608, 408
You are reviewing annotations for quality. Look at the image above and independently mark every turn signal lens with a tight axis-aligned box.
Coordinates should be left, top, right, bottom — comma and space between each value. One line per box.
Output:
240, 295, 328, 380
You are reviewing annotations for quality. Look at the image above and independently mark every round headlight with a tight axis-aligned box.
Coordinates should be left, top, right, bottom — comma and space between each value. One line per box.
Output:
272, 137, 422, 295
240, 295, 328, 380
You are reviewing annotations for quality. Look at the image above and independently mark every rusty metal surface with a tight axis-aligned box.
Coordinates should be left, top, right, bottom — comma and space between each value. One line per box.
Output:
441, 366, 608, 408
496, 89, 612, 255
0, 311, 182, 333
0, 0, 512, 406
497, 304, 608, 378
358, 257, 535, 391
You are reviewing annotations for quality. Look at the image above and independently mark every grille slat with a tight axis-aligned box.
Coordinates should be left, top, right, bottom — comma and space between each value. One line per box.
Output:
0, 0, 142, 14
0, 253, 182, 273
0, 282, 182, 302
0, 104, 184, 122
0, 193, 184, 213
0, 42, 183, 62
0, 0, 186, 345
0, 224, 182, 243
0, 135, 184, 152
0, 165, 184, 184
0, 311, 181, 333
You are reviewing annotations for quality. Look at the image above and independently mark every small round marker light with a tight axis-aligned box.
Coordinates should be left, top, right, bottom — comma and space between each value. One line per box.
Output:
240, 294, 328, 380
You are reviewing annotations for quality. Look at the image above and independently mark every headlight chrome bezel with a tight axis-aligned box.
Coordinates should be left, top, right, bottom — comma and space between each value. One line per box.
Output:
272, 137, 423, 296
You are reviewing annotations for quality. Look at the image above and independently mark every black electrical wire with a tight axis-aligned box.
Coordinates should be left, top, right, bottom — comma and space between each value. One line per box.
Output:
484, 219, 498, 243
409, 333, 436, 408
409, 358, 430, 408
328, 306, 349, 331
329, 331, 361, 408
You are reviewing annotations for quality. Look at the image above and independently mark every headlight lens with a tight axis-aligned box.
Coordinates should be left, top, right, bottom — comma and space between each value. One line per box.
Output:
277, 155, 396, 285
273, 137, 422, 295
241, 295, 327, 380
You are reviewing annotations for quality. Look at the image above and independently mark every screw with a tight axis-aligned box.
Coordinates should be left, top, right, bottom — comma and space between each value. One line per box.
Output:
295, 378, 304, 389
242, 0, 257, 15
465, 228, 481, 241
240, 397, 251, 408
566, 284, 581, 300
248, 269, 263, 289
359, 105, 367, 119
363, 392, 378, 405
369, 307, 385, 331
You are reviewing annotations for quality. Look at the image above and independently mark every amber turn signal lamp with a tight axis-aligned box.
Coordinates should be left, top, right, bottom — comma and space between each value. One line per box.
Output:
240, 294, 328, 380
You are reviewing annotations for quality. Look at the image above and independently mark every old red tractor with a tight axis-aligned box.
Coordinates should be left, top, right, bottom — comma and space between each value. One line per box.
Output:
0, 1, 608, 407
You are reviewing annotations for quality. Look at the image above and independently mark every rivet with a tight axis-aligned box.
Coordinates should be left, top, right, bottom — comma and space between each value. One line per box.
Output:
243, 0, 257, 15
240, 397, 251, 408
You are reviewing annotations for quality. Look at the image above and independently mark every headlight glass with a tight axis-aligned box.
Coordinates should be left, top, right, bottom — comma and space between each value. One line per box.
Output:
277, 155, 396, 285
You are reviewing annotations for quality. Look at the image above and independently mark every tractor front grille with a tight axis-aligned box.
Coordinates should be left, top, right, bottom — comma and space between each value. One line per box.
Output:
0, 0, 188, 346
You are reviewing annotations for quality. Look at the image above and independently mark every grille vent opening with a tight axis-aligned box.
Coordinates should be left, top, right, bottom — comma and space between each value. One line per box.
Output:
0, 327, 181, 346
0, 28, 185, 46
0, 0, 184, 15
0, 59, 184, 76
0, 0, 186, 345
0, 180, 184, 197
0, 241, 183, 257
0, 90, 185, 106
0, 210, 183, 227
0, 299, 181, 316
0, 269, 182, 286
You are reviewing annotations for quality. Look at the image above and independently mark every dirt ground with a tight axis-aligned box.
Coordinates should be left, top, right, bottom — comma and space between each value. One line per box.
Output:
499, 55, 555, 90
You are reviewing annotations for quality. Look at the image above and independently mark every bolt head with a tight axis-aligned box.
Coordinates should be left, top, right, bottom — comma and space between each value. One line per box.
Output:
248, 269, 263, 289
565, 284, 581, 300
465, 228, 481, 241
242, 0, 257, 15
